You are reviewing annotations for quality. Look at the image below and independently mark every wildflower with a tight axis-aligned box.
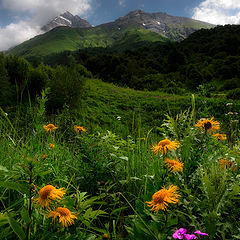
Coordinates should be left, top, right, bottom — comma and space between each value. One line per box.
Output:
213, 133, 227, 141
173, 228, 187, 239
165, 158, 184, 172
49, 143, 55, 149
43, 124, 58, 133
74, 125, 86, 134
48, 207, 77, 227
102, 233, 109, 239
151, 139, 179, 155
35, 185, 65, 208
146, 185, 180, 212
195, 117, 220, 134
219, 158, 236, 171
184, 234, 197, 240
42, 154, 48, 159
194, 230, 209, 236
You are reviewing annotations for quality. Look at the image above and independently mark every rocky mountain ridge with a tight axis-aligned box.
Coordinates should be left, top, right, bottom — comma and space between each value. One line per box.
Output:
41, 11, 92, 32
99, 9, 214, 41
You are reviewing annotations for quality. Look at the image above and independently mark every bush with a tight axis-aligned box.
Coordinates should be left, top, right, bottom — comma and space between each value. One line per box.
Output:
226, 88, 240, 100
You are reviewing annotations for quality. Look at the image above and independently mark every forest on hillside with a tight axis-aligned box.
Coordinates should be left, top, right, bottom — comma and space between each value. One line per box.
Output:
42, 25, 240, 98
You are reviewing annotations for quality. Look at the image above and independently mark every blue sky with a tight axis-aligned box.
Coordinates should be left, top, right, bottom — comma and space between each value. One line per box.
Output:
1, 0, 240, 50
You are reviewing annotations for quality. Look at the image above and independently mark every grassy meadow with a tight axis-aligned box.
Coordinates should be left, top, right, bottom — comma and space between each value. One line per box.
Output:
0, 78, 240, 240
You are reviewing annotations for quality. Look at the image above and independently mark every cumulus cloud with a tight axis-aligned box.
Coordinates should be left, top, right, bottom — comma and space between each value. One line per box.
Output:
192, 0, 240, 25
0, 0, 92, 51
0, 21, 42, 51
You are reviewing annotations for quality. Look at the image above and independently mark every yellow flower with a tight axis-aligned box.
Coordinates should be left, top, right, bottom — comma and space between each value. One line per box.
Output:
49, 143, 55, 149
43, 124, 58, 133
48, 207, 77, 227
165, 158, 184, 172
35, 185, 65, 208
213, 133, 227, 141
74, 125, 86, 134
151, 139, 179, 155
102, 233, 109, 239
195, 117, 220, 134
219, 158, 236, 171
146, 185, 180, 212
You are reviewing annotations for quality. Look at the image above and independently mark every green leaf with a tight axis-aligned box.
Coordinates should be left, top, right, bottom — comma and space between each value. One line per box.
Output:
0, 166, 8, 172
0, 213, 8, 226
21, 208, 31, 225
6, 213, 26, 240
0, 182, 28, 195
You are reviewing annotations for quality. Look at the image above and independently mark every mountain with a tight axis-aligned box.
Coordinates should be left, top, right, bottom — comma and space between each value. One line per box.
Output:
99, 10, 214, 41
42, 11, 92, 32
8, 10, 214, 61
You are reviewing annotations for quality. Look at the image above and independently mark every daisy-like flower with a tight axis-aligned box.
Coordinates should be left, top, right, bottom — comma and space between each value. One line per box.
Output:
219, 158, 236, 171
43, 124, 58, 133
74, 125, 86, 134
35, 185, 65, 208
213, 133, 227, 141
146, 185, 180, 212
49, 143, 55, 149
151, 139, 179, 155
195, 117, 220, 134
48, 207, 77, 227
165, 158, 184, 172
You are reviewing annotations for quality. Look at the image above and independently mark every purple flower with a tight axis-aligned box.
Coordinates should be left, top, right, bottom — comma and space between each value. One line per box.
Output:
184, 234, 197, 240
173, 228, 187, 239
194, 230, 209, 236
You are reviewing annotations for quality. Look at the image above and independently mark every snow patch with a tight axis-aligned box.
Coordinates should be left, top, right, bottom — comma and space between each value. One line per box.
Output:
59, 16, 72, 24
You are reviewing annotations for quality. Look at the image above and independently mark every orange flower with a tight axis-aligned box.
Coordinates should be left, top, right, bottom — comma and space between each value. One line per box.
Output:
165, 158, 184, 172
43, 124, 58, 133
42, 154, 48, 159
48, 207, 77, 227
35, 185, 65, 208
74, 125, 86, 134
151, 139, 179, 155
213, 134, 227, 141
195, 117, 220, 134
49, 143, 55, 149
146, 185, 180, 212
102, 233, 109, 239
219, 158, 236, 171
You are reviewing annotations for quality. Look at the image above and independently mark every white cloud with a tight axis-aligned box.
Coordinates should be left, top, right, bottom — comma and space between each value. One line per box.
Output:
0, 21, 42, 51
0, 0, 92, 51
193, 0, 240, 25
118, 0, 126, 7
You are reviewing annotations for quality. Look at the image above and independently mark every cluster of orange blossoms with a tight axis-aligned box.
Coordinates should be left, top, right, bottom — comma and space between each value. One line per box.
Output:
149, 139, 182, 212
43, 124, 86, 134
195, 117, 227, 141
35, 185, 77, 227
219, 158, 237, 171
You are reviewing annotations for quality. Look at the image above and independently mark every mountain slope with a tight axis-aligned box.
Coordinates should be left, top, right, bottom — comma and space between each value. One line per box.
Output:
8, 26, 168, 60
8, 10, 213, 60
99, 10, 213, 41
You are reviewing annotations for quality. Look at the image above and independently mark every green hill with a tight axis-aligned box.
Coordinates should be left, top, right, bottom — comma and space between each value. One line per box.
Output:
8, 26, 168, 61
